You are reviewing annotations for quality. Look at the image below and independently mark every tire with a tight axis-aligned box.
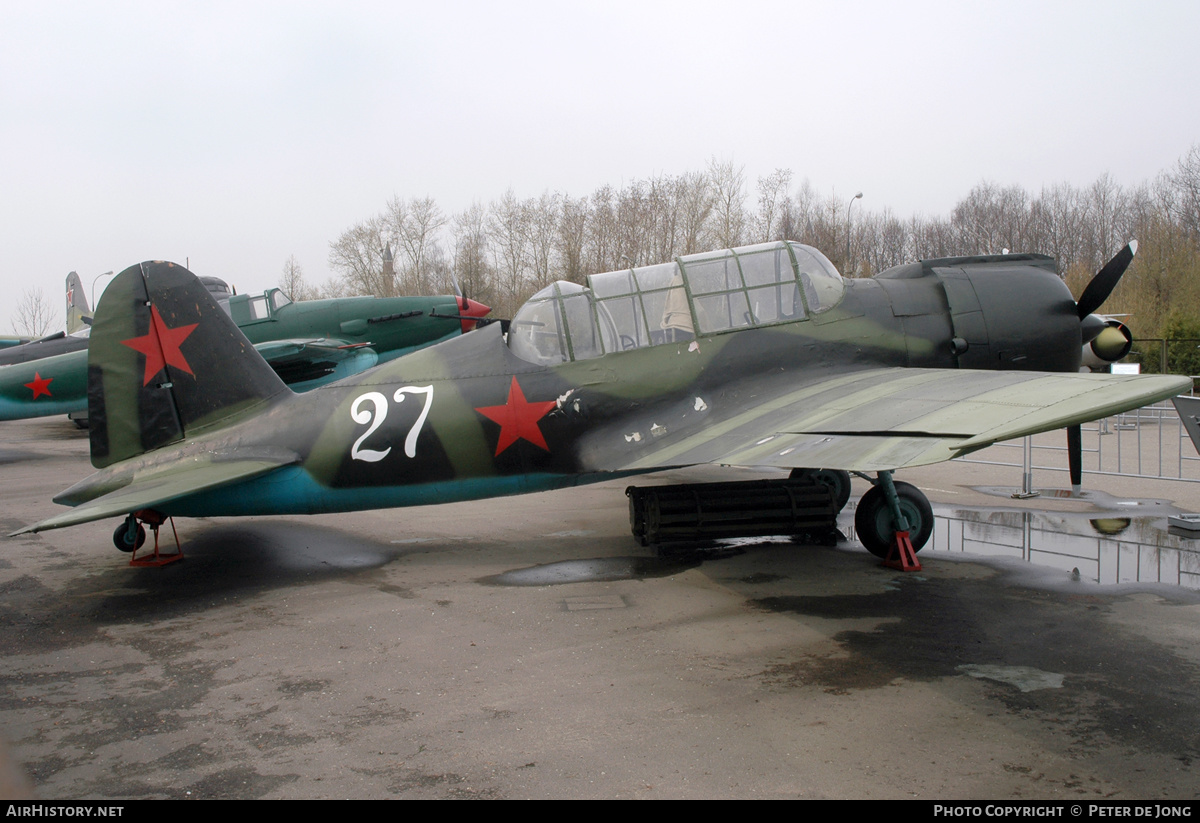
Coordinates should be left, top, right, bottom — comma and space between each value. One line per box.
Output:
790, 467, 852, 511
113, 521, 146, 553
854, 481, 933, 559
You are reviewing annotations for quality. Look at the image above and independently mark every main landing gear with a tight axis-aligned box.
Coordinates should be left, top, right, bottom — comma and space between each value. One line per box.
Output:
113, 510, 184, 567
853, 471, 933, 571
625, 466, 932, 570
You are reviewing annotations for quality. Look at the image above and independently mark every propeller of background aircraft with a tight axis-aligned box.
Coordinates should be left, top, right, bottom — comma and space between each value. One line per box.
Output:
1067, 240, 1139, 493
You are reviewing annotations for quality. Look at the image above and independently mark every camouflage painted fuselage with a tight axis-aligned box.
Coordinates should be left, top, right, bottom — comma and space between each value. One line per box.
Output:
52, 251, 1104, 521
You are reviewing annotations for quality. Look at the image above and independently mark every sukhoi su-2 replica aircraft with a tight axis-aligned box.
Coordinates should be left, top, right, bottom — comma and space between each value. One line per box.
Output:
16, 241, 1190, 562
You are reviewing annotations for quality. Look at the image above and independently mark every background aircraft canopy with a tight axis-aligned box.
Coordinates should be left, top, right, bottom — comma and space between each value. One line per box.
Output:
509, 241, 844, 365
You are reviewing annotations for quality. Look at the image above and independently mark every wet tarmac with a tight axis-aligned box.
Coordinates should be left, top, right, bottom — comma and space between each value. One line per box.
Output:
3, 417, 1200, 799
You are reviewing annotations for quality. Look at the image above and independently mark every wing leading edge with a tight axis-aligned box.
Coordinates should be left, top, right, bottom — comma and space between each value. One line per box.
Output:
614, 368, 1192, 474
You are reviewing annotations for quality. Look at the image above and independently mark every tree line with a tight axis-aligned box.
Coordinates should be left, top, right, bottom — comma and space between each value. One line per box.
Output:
285, 149, 1200, 347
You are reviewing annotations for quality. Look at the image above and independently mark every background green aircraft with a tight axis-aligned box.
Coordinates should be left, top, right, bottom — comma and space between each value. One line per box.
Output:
16, 243, 1188, 563
0, 271, 94, 359
0, 276, 489, 421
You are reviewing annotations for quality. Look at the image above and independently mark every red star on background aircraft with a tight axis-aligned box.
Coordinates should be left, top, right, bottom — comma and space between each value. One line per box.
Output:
474, 376, 557, 456
121, 306, 198, 386
24, 372, 52, 399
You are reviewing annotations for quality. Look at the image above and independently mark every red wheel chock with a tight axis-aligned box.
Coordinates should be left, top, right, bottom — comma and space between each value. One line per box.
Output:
129, 509, 184, 567
881, 530, 921, 572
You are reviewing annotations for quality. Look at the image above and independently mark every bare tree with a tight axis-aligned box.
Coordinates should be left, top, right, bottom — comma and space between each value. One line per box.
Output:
388, 196, 447, 295
586, 185, 619, 274
705, 157, 748, 249
452, 202, 494, 305
645, 175, 682, 264
279, 255, 314, 301
677, 171, 714, 254
558, 195, 589, 284
951, 182, 1030, 256
489, 189, 531, 316
14, 287, 56, 337
756, 168, 793, 242
1167, 143, 1200, 240
324, 149, 1200, 340
329, 214, 390, 296
525, 191, 561, 290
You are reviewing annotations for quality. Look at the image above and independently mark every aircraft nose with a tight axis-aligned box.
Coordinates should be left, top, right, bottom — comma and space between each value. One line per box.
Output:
458, 297, 491, 333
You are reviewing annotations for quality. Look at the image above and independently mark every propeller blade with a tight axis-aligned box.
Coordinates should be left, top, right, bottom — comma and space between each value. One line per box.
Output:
1077, 241, 1137, 320
1067, 424, 1082, 495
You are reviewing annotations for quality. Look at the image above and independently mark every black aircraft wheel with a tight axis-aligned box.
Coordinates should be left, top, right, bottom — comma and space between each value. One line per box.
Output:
854, 481, 933, 559
790, 467, 852, 511
113, 521, 146, 553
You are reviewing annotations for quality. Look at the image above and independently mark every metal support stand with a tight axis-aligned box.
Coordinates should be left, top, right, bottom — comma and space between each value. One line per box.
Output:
1011, 436, 1041, 499
877, 471, 921, 572
130, 510, 183, 567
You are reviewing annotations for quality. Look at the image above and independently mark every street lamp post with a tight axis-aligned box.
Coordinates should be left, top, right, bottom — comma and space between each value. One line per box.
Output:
845, 192, 863, 275
90, 271, 114, 314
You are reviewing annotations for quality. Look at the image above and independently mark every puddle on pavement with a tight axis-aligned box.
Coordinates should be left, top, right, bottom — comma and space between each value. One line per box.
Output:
488, 495, 1200, 591
484, 555, 704, 586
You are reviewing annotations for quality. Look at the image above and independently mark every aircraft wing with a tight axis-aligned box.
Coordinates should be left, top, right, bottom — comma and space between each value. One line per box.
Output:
253, 338, 379, 387
13, 450, 301, 535
609, 368, 1191, 474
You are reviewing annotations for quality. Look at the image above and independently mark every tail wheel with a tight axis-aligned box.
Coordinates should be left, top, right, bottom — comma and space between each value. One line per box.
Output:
790, 468, 852, 511
854, 481, 933, 559
113, 520, 146, 553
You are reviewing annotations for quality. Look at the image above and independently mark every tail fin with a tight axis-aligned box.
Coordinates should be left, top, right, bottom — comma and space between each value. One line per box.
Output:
64, 271, 91, 334
88, 261, 291, 468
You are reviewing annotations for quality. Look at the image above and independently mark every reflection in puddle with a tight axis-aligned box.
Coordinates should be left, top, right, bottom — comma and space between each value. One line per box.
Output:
486, 555, 703, 586
920, 504, 1200, 590
957, 664, 1065, 692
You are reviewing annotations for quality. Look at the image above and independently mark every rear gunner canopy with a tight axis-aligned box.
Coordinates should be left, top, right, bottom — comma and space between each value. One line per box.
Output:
509, 241, 844, 365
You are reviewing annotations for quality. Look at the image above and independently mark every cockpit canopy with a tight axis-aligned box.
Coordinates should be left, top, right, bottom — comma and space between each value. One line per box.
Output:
224, 287, 293, 323
509, 241, 843, 365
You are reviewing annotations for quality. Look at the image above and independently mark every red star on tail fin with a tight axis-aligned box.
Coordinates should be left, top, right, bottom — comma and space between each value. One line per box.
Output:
120, 306, 198, 386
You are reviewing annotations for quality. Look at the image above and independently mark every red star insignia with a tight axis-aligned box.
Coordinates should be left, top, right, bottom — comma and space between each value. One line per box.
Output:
120, 305, 199, 386
24, 372, 52, 399
474, 376, 557, 456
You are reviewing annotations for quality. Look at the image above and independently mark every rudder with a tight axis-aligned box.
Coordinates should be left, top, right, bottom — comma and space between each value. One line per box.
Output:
65, 271, 91, 334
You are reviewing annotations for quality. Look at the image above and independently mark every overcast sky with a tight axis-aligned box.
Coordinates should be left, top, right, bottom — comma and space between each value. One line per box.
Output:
2, 0, 1198, 333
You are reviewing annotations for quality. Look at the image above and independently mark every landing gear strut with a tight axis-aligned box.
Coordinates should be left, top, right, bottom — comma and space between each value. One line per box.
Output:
854, 472, 932, 570
113, 510, 183, 567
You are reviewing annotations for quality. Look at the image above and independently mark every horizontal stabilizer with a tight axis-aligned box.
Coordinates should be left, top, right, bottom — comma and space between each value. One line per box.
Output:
13, 450, 300, 535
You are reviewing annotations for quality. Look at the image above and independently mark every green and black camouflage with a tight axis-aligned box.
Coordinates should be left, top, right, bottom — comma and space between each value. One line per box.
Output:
16, 242, 1190, 541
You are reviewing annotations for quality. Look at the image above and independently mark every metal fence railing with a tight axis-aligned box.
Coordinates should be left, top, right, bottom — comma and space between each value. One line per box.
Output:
954, 400, 1200, 490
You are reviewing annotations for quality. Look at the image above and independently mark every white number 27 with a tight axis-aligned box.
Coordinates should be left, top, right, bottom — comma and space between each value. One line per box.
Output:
350, 385, 435, 463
